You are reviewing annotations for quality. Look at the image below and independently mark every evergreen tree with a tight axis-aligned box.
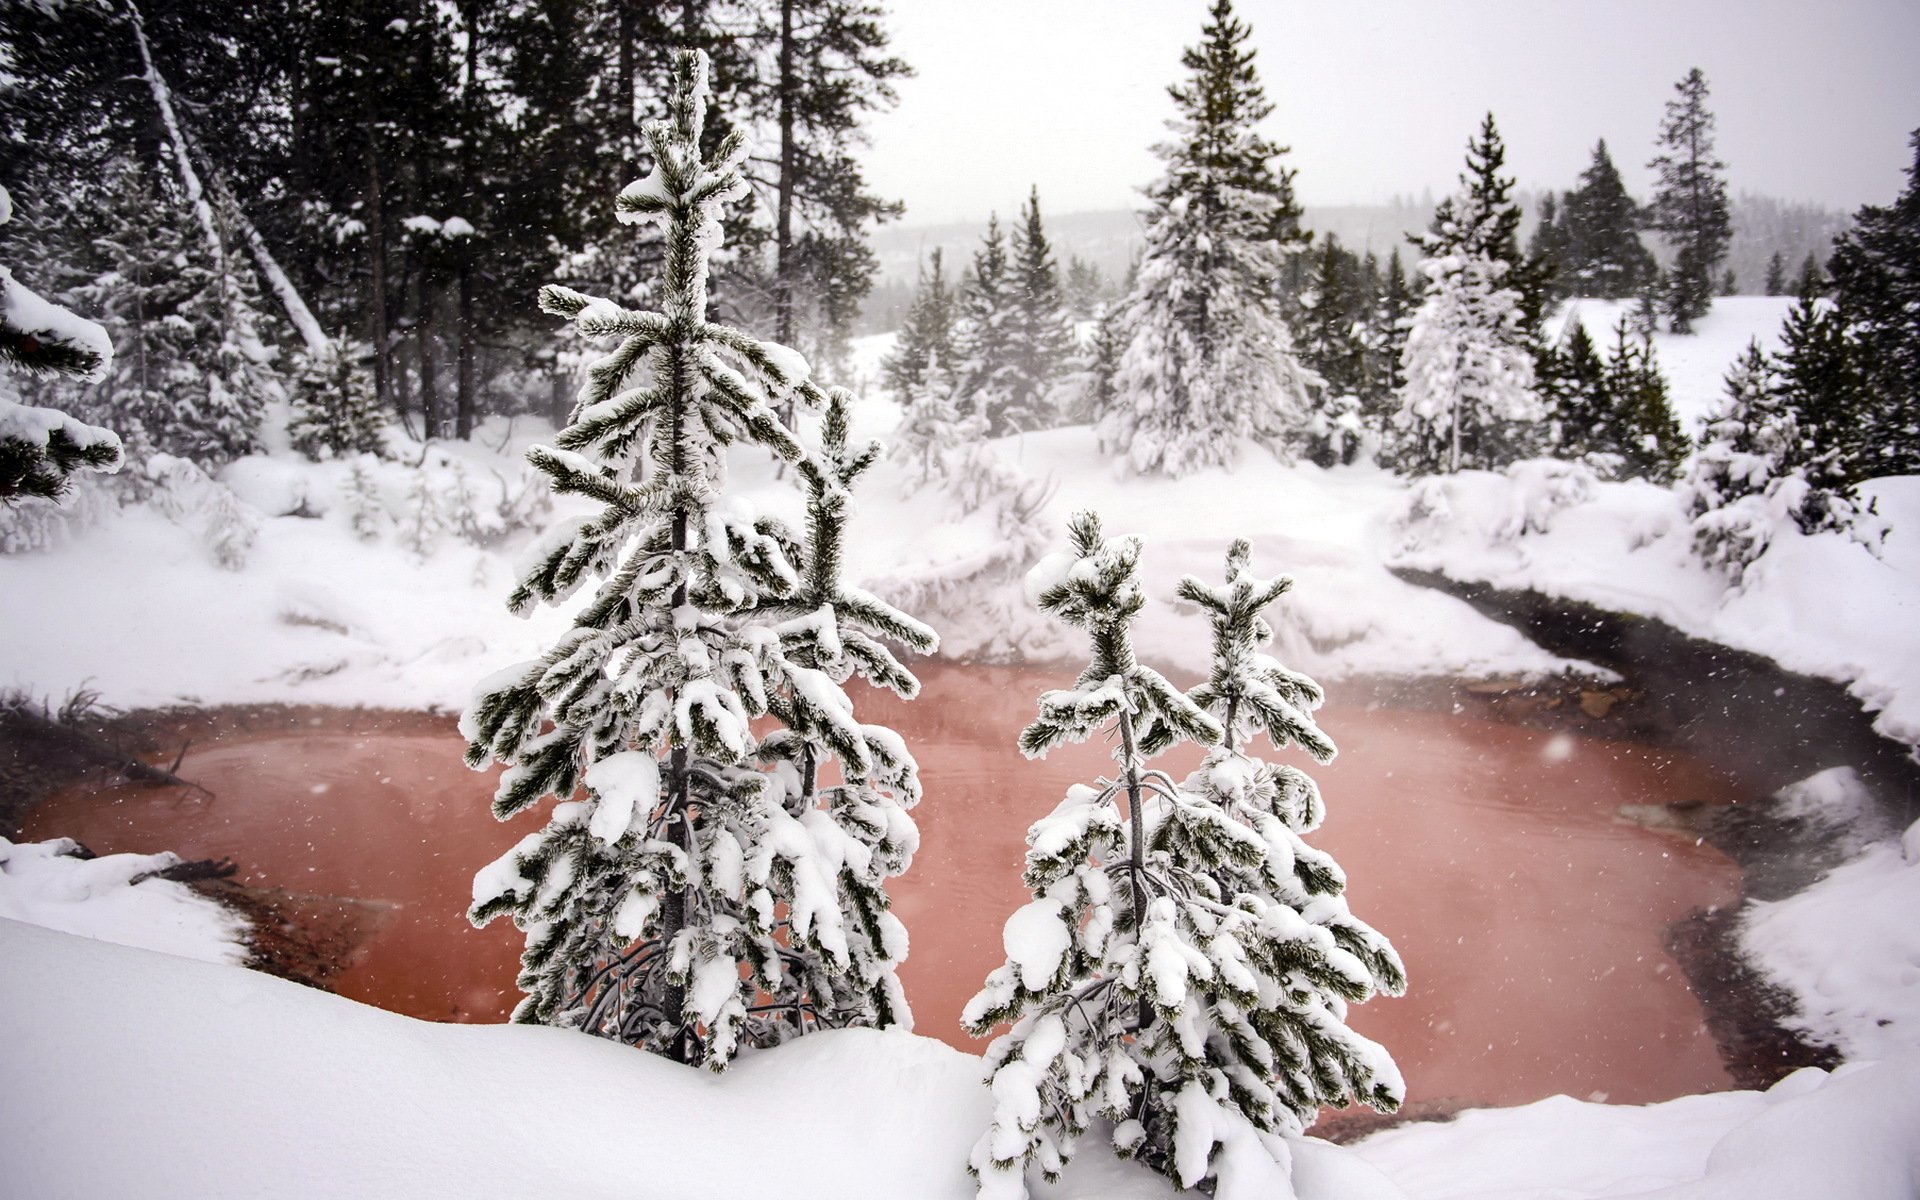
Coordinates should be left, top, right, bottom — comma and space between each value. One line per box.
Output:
1096, 0, 1316, 477
1647, 69, 1732, 332
1827, 129, 1920, 476
1684, 342, 1799, 579
1373, 247, 1416, 402
1413, 114, 1547, 329
288, 339, 387, 460
1793, 252, 1826, 298
881, 247, 956, 403
1295, 235, 1371, 465
1393, 119, 1544, 473
1764, 251, 1787, 296
1063, 256, 1107, 321
1559, 139, 1655, 300
965, 516, 1403, 1200
1600, 321, 1688, 484
1004, 186, 1073, 430
1548, 322, 1610, 460
954, 214, 1020, 435
1528, 193, 1573, 303
1774, 292, 1870, 512
75, 164, 272, 470
465, 51, 933, 1068
1, 184, 120, 505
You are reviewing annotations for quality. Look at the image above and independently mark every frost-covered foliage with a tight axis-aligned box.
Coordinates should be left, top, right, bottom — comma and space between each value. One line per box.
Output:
882, 248, 957, 438
287, 339, 386, 461
1682, 337, 1875, 584
0, 183, 121, 506
751, 392, 938, 1041
952, 215, 1021, 436
463, 51, 933, 1070
72, 163, 275, 471
1394, 251, 1539, 475
1095, 0, 1317, 478
964, 514, 1403, 1200
1393, 117, 1544, 475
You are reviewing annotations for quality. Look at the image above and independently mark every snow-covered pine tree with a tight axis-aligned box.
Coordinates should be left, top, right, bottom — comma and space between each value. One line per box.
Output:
1548, 321, 1610, 462
464, 50, 932, 1069
75, 163, 272, 470
1004, 186, 1073, 431
1393, 253, 1539, 474
1773, 292, 1872, 525
287, 338, 386, 461
1096, 0, 1316, 477
752, 389, 938, 1040
1648, 69, 1732, 333
1684, 341, 1799, 579
0, 183, 120, 505
1827, 128, 1920, 478
1171, 537, 1406, 1114
1392, 116, 1544, 474
965, 514, 1403, 1200
1295, 235, 1372, 466
954, 214, 1021, 436
341, 457, 385, 542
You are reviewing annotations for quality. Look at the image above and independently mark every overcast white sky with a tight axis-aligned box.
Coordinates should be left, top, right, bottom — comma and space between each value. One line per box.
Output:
862, 0, 1920, 226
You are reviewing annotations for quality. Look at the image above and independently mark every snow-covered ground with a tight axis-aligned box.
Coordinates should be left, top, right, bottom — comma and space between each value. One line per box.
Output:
0, 836, 246, 965
7, 296, 1920, 1197
4, 918, 1917, 1200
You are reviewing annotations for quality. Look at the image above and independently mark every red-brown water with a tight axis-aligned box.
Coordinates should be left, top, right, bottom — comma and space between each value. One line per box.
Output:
28, 664, 1742, 1109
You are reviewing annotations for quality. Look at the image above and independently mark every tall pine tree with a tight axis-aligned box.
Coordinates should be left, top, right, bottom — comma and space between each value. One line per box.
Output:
1560, 139, 1655, 300
1647, 69, 1732, 333
1096, 0, 1316, 477
1827, 128, 1920, 477
1004, 186, 1073, 431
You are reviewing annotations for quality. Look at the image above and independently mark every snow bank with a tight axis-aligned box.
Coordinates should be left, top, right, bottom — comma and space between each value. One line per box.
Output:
6, 918, 1917, 1200
1354, 1058, 1920, 1199
0, 837, 246, 965
1742, 813, 1920, 1062
0, 919, 1184, 1200
1387, 465, 1920, 746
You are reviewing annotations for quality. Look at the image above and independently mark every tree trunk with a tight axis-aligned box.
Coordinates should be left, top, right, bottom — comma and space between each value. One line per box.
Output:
364, 126, 392, 409
418, 291, 441, 439
1117, 710, 1150, 1034
774, 0, 797, 347
454, 1, 480, 439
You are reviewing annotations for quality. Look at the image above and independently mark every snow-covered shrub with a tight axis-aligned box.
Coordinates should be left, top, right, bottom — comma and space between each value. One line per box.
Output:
1491, 458, 1598, 543
965, 515, 1403, 1200
147, 452, 259, 570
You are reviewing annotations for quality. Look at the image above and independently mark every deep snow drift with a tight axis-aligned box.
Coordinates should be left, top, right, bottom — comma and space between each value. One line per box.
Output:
4, 918, 1917, 1200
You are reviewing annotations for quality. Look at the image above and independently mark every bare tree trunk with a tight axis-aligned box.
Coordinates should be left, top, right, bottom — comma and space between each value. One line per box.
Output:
454, 0, 480, 439
774, 0, 796, 347
364, 126, 392, 410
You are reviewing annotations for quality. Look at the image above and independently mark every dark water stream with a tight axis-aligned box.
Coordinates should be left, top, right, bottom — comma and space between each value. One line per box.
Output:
28, 664, 1742, 1110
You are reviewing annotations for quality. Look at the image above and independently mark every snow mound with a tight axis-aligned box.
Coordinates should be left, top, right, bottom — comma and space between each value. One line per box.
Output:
1742, 815, 1920, 1062
1355, 1057, 1920, 1199
0, 837, 246, 965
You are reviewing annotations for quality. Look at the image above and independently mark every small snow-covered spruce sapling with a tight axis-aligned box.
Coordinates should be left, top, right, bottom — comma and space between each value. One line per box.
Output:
963, 515, 1404, 1200
463, 50, 934, 1070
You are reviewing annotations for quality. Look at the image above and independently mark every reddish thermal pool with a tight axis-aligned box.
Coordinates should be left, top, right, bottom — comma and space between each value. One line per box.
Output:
28, 663, 1742, 1110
